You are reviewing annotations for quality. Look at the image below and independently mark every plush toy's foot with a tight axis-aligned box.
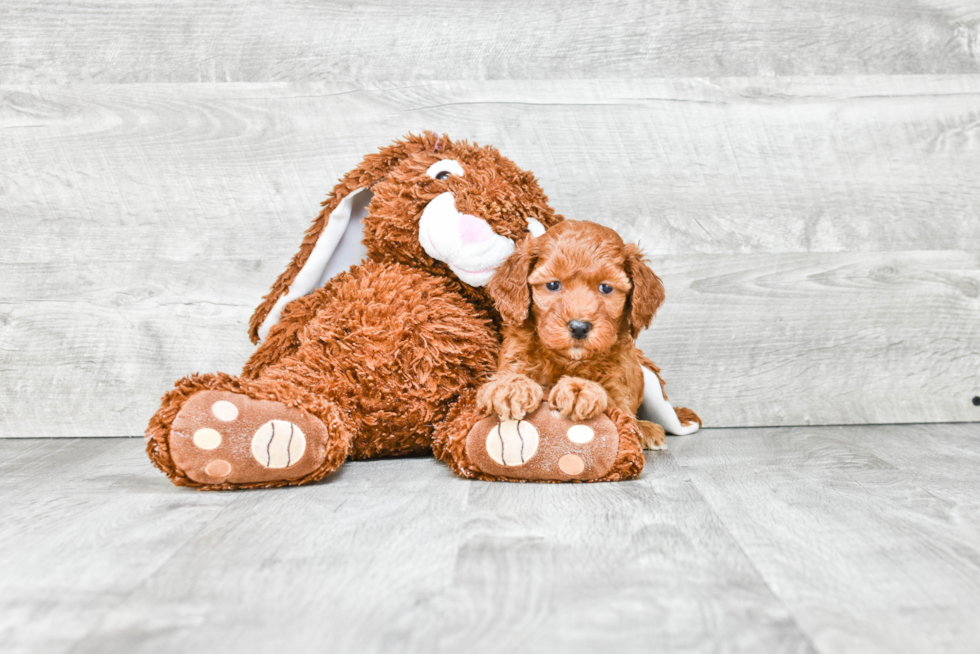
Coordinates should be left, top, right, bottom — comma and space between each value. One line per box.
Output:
463, 402, 643, 482
168, 390, 336, 488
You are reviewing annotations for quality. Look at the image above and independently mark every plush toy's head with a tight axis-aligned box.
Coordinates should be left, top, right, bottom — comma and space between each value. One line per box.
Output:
365, 136, 561, 286
250, 132, 564, 343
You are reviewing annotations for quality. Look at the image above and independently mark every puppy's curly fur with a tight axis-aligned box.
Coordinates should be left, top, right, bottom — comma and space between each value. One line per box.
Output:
477, 220, 696, 449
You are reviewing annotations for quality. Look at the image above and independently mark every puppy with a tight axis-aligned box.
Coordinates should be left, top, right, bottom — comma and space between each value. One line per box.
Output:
476, 220, 669, 449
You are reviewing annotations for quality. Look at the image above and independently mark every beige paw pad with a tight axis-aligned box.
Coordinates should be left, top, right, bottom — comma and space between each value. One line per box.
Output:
251, 420, 306, 469
486, 419, 539, 466
566, 424, 594, 444
558, 454, 585, 476
205, 459, 232, 478
211, 400, 239, 421
193, 428, 222, 450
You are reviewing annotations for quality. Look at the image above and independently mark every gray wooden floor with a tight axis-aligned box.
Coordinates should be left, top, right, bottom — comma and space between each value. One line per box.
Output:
3, 423, 979, 654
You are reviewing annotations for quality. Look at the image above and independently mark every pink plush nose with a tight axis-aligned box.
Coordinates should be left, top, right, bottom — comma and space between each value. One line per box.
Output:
458, 213, 494, 245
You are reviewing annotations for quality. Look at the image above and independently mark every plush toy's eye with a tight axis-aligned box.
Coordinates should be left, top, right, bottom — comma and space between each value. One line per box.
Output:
426, 159, 465, 180
599, 283, 614, 294
546, 281, 561, 291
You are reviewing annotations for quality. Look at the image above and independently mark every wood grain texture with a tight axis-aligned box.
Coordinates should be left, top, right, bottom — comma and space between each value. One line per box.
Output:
3, 78, 980, 262
5, 428, 980, 653
0, 260, 265, 437
0, 438, 240, 654
642, 250, 980, 428
397, 454, 811, 654
8, 440, 812, 654
671, 422, 980, 654
2, 77, 979, 435
1, 1, 979, 83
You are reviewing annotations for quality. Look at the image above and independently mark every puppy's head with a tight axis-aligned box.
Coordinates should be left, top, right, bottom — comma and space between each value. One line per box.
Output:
488, 220, 665, 360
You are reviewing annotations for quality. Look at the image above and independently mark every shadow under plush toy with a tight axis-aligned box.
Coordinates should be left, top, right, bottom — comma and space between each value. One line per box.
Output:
146, 133, 700, 489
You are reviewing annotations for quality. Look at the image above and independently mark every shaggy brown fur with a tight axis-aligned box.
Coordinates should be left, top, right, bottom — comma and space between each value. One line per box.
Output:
478, 220, 700, 449
147, 133, 566, 488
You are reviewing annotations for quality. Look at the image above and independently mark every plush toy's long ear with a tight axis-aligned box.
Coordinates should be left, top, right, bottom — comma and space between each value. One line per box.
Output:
486, 238, 538, 326
249, 133, 442, 343
623, 243, 665, 339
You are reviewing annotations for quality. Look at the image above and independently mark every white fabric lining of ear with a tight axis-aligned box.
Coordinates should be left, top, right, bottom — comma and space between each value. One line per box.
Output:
315, 189, 372, 287
638, 366, 700, 436
258, 188, 372, 342
526, 217, 546, 237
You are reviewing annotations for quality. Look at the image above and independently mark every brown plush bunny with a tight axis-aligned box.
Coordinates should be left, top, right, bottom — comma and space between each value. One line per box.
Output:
146, 133, 692, 489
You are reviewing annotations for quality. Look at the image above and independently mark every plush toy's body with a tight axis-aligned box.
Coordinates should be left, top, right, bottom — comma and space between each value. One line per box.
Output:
146, 133, 699, 489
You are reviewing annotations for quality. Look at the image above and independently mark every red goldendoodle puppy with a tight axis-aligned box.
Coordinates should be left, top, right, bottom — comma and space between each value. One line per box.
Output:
477, 220, 671, 449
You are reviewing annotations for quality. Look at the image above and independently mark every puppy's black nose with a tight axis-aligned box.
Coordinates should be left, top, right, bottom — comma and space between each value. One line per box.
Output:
568, 320, 593, 340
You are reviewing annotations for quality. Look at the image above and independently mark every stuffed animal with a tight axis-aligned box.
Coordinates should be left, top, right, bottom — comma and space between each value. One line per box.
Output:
146, 133, 699, 489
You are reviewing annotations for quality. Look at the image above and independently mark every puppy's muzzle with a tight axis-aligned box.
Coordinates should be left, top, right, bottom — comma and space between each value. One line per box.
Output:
567, 320, 593, 340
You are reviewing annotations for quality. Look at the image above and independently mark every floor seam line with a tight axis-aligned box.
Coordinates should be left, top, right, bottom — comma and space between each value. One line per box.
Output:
672, 452, 823, 654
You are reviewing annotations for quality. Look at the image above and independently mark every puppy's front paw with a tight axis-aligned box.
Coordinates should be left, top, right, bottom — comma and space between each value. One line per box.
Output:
548, 377, 608, 422
477, 373, 545, 421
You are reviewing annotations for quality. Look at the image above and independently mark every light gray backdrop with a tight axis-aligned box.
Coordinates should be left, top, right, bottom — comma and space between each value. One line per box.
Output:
1, 1, 979, 437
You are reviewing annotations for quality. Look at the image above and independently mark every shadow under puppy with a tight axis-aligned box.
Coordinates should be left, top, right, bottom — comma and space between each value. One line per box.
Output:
477, 220, 696, 449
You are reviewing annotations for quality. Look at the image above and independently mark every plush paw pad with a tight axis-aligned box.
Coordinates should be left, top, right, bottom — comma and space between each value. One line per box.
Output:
466, 401, 619, 481
486, 419, 540, 466
170, 391, 330, 486
250, 420, 306, 468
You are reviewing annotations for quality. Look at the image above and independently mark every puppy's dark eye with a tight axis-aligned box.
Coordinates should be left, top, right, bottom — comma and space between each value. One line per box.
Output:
598, 284, 613, 294
435, 171, 452, 181
545, 281, 561, 291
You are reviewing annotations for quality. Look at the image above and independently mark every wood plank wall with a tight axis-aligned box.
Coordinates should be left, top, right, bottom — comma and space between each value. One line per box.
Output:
1, 2, 978, 436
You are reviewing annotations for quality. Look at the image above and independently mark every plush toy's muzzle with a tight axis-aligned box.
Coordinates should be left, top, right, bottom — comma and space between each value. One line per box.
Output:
418, 191, 545, 287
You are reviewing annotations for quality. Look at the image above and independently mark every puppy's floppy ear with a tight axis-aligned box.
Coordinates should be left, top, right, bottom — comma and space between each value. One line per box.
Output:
487, 237, 538, 325
623, 243, 665, 339
249, 132, 444, 343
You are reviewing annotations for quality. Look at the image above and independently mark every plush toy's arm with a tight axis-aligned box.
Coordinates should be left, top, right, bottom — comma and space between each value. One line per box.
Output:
242, 290, 330, 379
